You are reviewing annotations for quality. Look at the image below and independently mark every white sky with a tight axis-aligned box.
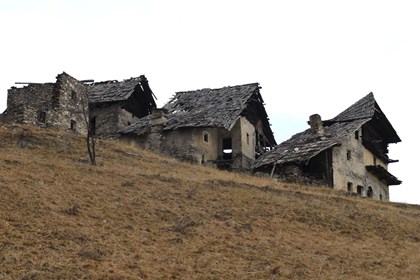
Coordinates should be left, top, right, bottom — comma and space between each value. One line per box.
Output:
1, 0, 419, 204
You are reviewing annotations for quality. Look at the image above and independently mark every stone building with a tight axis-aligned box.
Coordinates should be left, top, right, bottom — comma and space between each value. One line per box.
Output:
87, 75, 156, 136
120, 83, 277, 171
1, 72, 88, 133
0, 73, 157, 137
254, 93, 401, 201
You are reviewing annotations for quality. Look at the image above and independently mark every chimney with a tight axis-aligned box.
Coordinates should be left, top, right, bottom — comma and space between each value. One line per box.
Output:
150, 108, 168, 133
309, 114, 324, 136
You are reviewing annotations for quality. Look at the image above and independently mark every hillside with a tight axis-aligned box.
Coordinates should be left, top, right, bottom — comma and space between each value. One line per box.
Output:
1, 124, 419, 279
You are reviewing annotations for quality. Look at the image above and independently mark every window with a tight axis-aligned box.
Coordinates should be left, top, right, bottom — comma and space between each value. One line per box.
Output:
203, 131, 209, 143
347, 150, 352, 160
246, 133, 250, 145
71, 90, 77, 100
357, 185, 364, 196
373, 157, 377, 166
38, 111, 46, 123
70, 120, 76, 131
347, 182, 353, 193
355, 130, 359, 140
379, 194, 383, 201
367, 187, 373, 198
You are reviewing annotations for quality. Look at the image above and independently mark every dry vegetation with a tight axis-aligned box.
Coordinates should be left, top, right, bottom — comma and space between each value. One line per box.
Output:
1, 124, 420, 279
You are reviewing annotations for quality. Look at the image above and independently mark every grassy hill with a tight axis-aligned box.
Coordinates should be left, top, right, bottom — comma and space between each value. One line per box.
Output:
1, 124, 419, 279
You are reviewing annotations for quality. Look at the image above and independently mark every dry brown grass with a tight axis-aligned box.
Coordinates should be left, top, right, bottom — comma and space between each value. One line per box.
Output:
1, 124, 420, 279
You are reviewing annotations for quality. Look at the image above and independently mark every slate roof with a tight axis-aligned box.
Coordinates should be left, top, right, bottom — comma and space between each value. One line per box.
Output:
254, 118, 369, 168
254, 92, 399, 169
121, 83, 276, 144
88, 77, 144, 103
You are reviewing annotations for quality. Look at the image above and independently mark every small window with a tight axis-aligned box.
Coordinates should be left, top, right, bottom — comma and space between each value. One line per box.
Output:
203, 131, 209, 143
347, 182, 353, 193
347, 150, 352, 160
246, 133, 250, 145
379, 194, 383, 201
38, 111, 46, 123
355, 130, 359, 140
70, 120, 76, 131
373, 157, 377, 166
71, 91, 77, 100
357, 185, 364, 196
367, 187, 373, 198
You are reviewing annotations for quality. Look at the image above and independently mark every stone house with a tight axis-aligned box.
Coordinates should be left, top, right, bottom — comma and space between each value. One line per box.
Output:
1, 72, 88, 133
87, 75, 157, 136
0, 73, 157, 137
254, 93, 401, 201
120, 83, 277, 171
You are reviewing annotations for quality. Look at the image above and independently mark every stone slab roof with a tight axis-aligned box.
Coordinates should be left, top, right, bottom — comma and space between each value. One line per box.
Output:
88, 77, 144, 104
254, 118, 369, 168
163, 83, 261, 130
121, 83, 276, 145
254, 92, 401, 169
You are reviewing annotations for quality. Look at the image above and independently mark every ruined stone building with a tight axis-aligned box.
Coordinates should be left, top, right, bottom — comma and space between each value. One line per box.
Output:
120, 83, 277, 171
0, 72, 157, 137
254, 93, 401, 201
88, 75, 156, 136
1, 72, 88, 133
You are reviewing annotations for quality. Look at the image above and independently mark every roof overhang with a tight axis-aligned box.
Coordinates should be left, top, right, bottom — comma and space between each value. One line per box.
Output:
366, 165, 402, 185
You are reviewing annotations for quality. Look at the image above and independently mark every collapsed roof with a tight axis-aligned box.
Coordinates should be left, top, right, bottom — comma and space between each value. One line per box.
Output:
121, 83, 276, 146
88, 75, 156, 118
254, 93, 401, 175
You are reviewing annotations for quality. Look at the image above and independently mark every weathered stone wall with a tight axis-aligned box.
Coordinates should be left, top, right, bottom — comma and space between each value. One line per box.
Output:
51, 72, 88, 134
332, 127, 389, 200
332, 129, 367, 192
3, 72, 87, 134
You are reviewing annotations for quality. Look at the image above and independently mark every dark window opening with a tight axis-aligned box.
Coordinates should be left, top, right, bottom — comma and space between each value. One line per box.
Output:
367, 187, 373, 198
355, 130, 359, 139
70, 120, 76, 131
222, 138, 232, 160
347, 150, 352, 160
38, 111, 46, 123
71, 91, 77, 100
380, 194, 383, 201
357, 185, 364, 196
246, 133, 250, 145
373, 157, 377, 166
347, 182, 353, 193
127, 121, 131, 126
203, 132, 209, 143
89, 117, 96, 134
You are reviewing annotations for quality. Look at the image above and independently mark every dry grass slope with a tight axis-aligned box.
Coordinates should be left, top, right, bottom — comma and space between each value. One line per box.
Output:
1, 124, 419, 279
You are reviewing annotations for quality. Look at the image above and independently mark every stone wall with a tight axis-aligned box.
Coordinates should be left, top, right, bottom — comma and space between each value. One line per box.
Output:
3, 72, 87, 134
332, 127, 389, 201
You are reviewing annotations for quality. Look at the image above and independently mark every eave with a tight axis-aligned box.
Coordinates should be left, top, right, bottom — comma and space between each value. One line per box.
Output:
366, 165, 402, 185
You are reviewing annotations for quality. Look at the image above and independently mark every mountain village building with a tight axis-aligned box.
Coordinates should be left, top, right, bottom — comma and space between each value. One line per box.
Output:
254, 93, 401, 201
120, 83, 277, 171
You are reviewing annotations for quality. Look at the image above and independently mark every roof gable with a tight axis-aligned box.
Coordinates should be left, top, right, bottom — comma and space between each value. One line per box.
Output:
88, 76, 146, 103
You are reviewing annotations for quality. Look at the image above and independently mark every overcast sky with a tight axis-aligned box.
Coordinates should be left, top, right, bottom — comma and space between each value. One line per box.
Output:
1, 0, 419, 204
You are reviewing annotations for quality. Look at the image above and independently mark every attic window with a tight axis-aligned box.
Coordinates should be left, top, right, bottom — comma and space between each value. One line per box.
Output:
203, 131, 209, 143
71, 90, 77, 100
355, 130, 359, 140
70, 120, 76, 131
347, 150, 352, 160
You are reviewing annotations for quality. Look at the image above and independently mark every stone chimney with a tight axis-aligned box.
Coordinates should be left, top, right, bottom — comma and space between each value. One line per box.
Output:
309, 114, 324, 136
150, 108, 168, 133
